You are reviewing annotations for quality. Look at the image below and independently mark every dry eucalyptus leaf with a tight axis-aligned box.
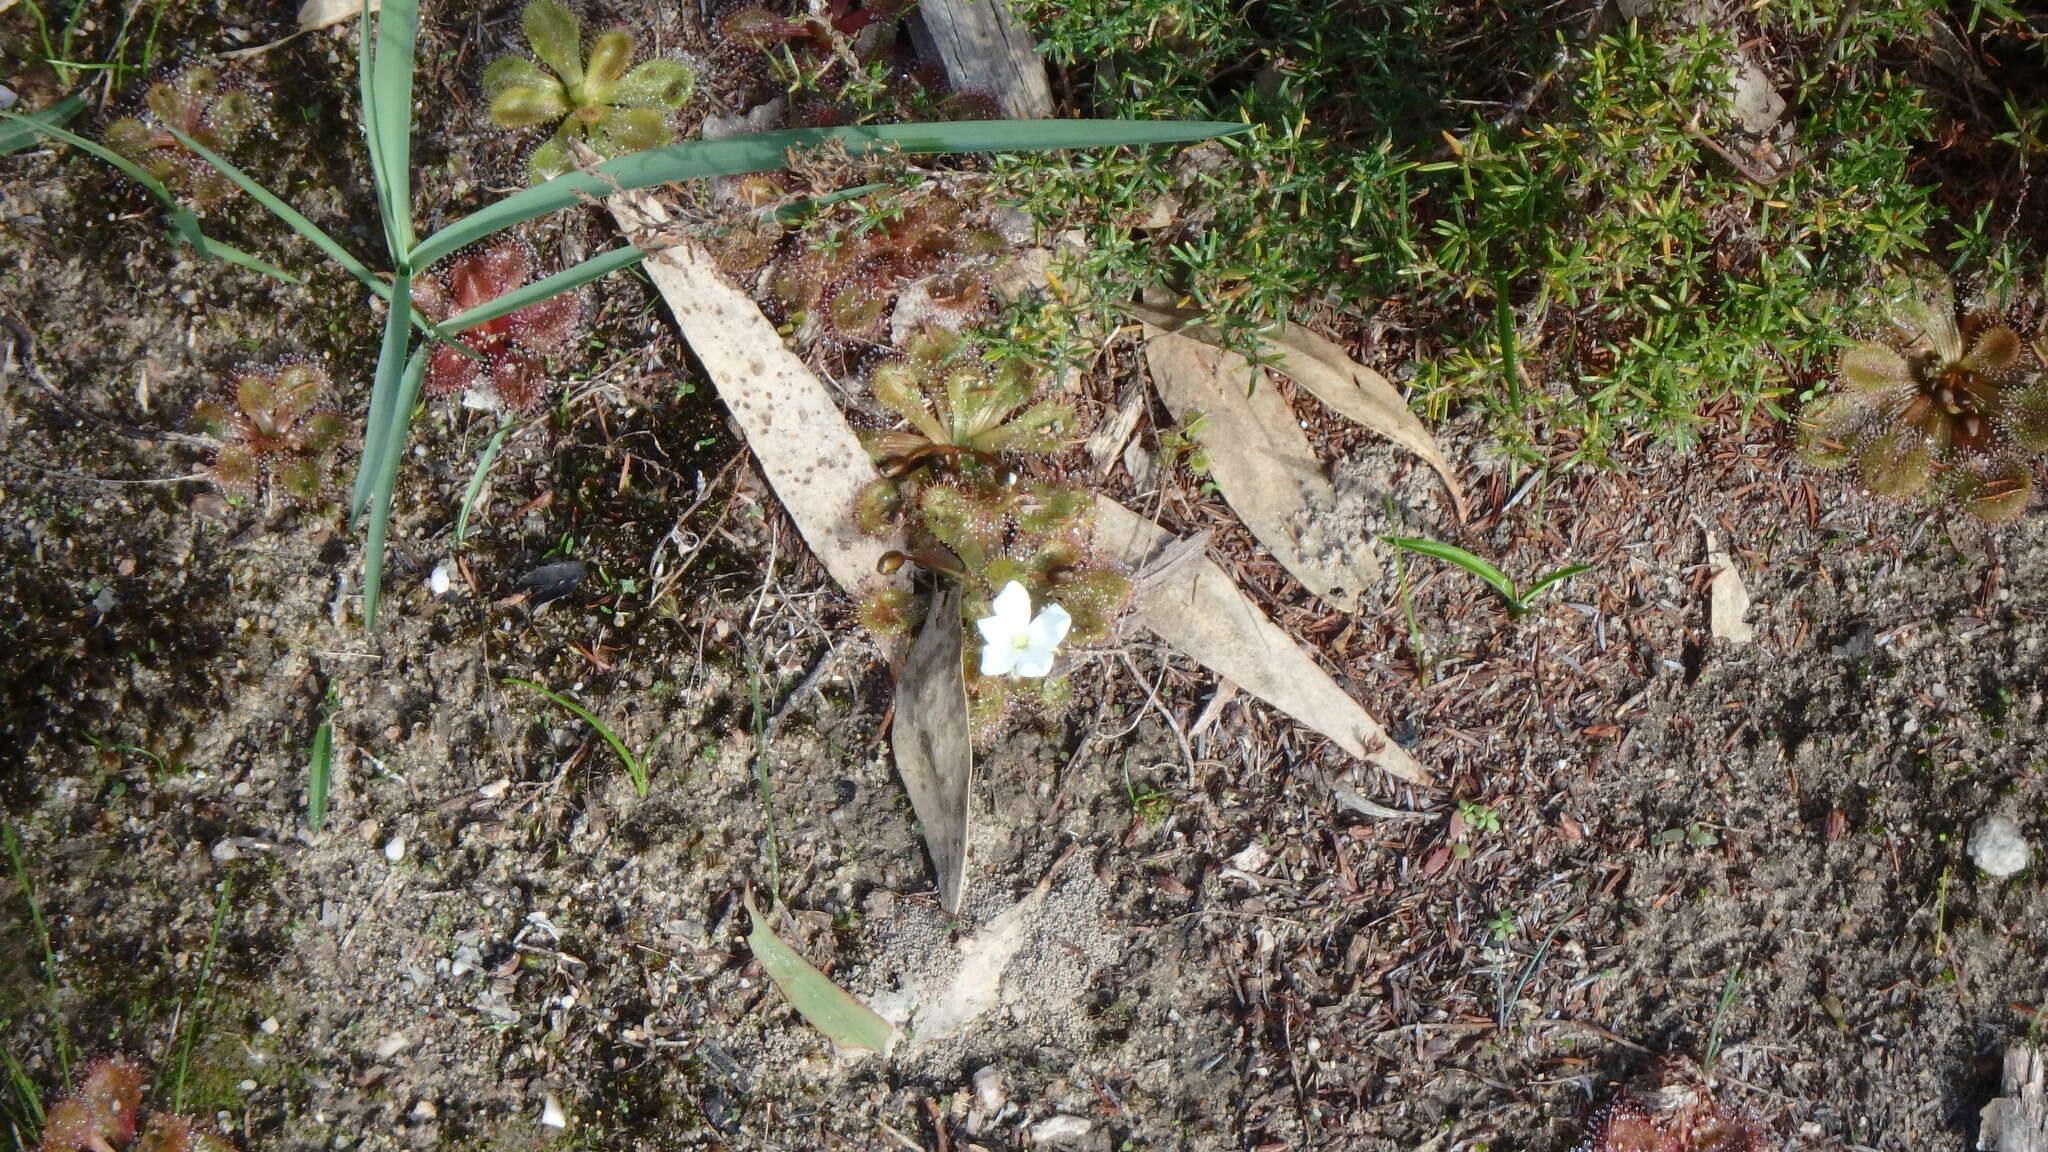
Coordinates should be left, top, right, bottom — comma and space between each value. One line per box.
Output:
743, 890, 896, 1055
606, 185, 909, 602
1095, 496, 1428, 785
298, 0, 378, 33
893, 585, 974, 912
1125, 303, 1470, 523
1706, 530, 1755, 643
1142, 319, 1379, 610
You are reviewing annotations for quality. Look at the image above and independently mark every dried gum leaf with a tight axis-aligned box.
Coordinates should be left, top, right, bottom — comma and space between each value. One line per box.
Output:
604, 184, 909, 602
1125, 303, 1469, 522
1095, 495, 1428, 785
893, 586, 974, 912
1141, 320, 1378, 611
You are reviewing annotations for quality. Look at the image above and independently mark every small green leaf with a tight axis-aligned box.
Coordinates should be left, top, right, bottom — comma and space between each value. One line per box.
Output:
522, 0, 584, 86
489, 82, 572, 129
1380, 537, 1518, 604
610, 58, 694, 108
306, 722, 333, 834
581, 29, 635, 99
743, 890, 895, 1054
0, 91, 86, 155
526, 122, 577, 182
593, 105, 670, 156
484, 56, 558, 99
1838, 343, 1910, 392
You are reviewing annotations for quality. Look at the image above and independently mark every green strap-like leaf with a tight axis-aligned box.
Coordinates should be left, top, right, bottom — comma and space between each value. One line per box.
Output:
411, 118, 1248, 269
164, 125, 381, 292
359, 342, 431, 628
0, 91, 86, 155
433, 242, 654, 337
743, 890, 895, 1054
1518, 564, 1590, 606
352, 271, 414, 521
504, 678, 648, 797
0, 111, 300, 286
365, 0, 420, 258
1380, 536, 1518, 604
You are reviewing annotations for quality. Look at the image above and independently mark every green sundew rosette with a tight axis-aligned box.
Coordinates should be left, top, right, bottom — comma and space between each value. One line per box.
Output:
484, 0, 696, 183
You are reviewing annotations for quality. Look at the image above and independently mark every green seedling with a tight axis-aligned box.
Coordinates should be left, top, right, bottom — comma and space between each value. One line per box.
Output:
1382, 536, 1587, 619
4, 0, 1241, 627
485, 0, 696, 182
506, 678, 649, 797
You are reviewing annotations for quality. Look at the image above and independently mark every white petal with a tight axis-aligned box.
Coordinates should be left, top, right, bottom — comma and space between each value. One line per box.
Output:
990, 580, 1033, 628
975, 609, 1012, 646
1026, 603, 1072, 652
1010, 645, 1056, 678
980, 637, 1018, 677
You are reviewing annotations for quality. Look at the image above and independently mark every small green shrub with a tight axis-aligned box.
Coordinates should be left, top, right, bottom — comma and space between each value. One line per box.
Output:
484, 0, 696, 182
1008, 1, 1947, 462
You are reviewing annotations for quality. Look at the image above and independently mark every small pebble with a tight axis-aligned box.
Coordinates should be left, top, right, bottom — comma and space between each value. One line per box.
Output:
972, 1066, 1006, 1113
1969, 814, 2031, 878
372, 1032, 410, 1059
540, 1094, 568, 1129
384, 836, 405, 864
428, 563, 452, 596
1030, 1115, 1093, 1145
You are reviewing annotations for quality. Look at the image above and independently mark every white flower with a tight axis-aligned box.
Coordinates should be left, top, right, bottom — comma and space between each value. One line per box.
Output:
975, 580, 1071, 679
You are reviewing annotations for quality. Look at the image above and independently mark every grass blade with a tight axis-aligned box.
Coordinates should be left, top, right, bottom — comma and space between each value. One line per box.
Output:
742, 889, 894, 1055
370, 0, 418, 256
504, 678, 648, 797
454, 415, 515, 547
433, 242, 652, 336
4, 823, 70, 1082
358, 0, 417, 259
358, 341, 429, 627
412, 119, 1247, 268
351, 271, 413, 521
306, 720, 332, 834
1519, 563, 1590, 605
0, 112, 300, 285
1380, 536, 1519, 604
0, 90, 86, 155
164, 125, 380, 291
769, 181, 889, 223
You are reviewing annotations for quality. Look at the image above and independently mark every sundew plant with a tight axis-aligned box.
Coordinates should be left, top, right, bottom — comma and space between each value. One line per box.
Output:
2, 0, 1242, 626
